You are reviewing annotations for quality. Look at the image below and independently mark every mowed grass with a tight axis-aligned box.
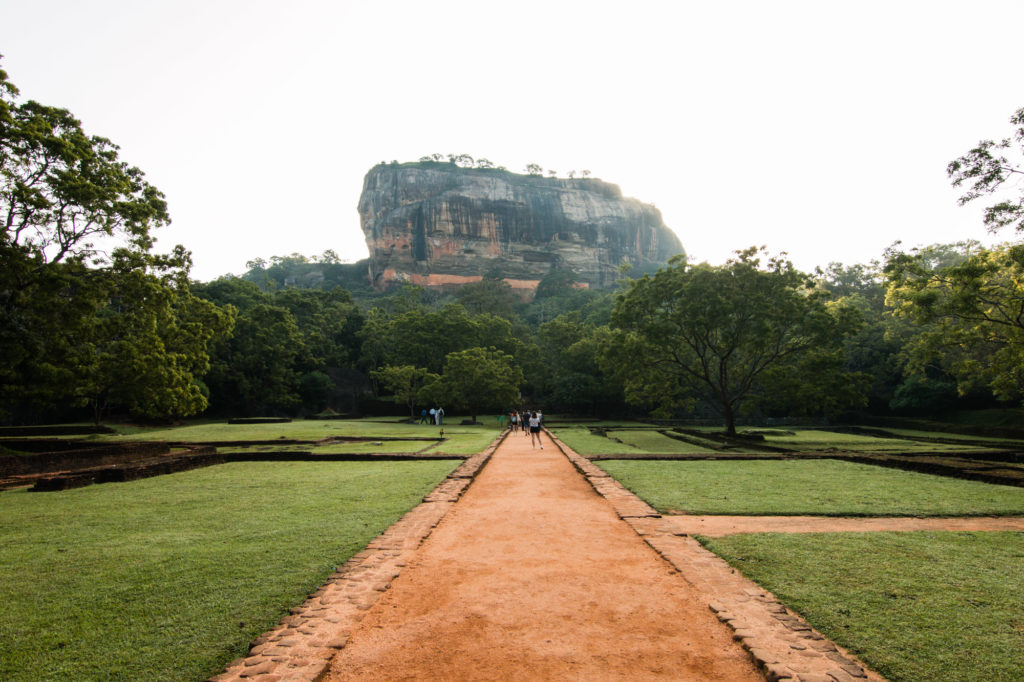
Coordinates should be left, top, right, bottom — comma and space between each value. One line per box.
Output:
595, 459, 1024, 516
611, 429, 726, 454
755, 429, 997, 453
85, 418, 502, 456
867, 427, 1024, 447
0, 459, 459, 681
701, 531, 1024, 682
548, 426, 647, 455
217, 440, 441, 455
98, 418, 459, 442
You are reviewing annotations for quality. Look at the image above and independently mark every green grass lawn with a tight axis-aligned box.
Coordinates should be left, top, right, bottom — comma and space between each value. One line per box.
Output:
217, 440, 441, 454
78, 418, 502, 457
756, 429, 997, 453
0, 459, 459, 681
548, 426, 648, 455
700, 531, 1024, 682
97, 417, 458, 442
863, 427, 1024, 447
429, 426, 506, 455
595, 459, 1024, 516
610, 429, 724, 454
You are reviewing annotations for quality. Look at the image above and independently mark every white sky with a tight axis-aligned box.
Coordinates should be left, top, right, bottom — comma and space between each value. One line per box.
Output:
1, 0, 1021, 281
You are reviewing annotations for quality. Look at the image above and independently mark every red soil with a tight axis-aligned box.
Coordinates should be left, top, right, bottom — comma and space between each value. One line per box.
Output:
322, 430, 762, 681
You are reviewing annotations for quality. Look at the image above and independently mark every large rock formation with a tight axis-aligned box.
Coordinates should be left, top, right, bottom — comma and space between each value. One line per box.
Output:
358, 162, 683, 294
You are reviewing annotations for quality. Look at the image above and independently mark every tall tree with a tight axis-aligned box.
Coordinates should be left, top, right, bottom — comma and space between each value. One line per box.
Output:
203, 303, 305, 416
73, 248, 234, 424
947, 106, 1024, 234
885, 241, 1024, 403
0, 62, 168, 266
607, 249, 865, 435
370, 365, 440, 417
433, 347, 523, 422
0, 59, 231, 422
533, 313, 624, 415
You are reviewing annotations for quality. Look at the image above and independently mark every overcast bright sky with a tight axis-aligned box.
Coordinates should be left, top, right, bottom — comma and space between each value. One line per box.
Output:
2, 0, 1021, 281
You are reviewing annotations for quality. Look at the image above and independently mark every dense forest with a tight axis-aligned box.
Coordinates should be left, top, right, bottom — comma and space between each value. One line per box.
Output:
3, 58, 1024, 427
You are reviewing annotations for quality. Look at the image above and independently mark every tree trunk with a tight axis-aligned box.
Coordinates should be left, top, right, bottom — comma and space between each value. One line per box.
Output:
723, 404, 737, 437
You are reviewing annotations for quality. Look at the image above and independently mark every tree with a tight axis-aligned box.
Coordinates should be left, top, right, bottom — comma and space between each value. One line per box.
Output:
73, 248, 234, 424
525, 163, 542, 176
816, 261, 909, 412
365, 303, 520, 374
607, 249, 865, 435
435, 347, 523, 422
0, 60, 231, 423
370, 365, 440, 417
885, 241, 1024, 403
534, 314, 624, 415
0, 61, 169, 266
203, 303, 305, 415
0, 245, 99, 417
947, 106, 1024, 233
454, 276, 522, 319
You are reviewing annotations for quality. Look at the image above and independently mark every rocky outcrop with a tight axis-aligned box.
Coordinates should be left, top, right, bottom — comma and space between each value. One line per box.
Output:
358, 162, 684, 294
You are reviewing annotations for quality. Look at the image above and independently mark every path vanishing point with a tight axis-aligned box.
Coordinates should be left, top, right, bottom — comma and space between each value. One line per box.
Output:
215, 429, 910, 682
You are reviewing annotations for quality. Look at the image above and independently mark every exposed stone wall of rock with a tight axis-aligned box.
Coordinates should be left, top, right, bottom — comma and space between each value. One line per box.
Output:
358, 162, 684, 294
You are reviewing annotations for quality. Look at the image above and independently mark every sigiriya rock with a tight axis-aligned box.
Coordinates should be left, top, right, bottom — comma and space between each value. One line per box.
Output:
358, 161, 684, 295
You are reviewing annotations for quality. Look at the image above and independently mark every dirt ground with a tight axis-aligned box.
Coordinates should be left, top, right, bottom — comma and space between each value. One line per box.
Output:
322, 430, 763, 681
663, 514, 1024, 537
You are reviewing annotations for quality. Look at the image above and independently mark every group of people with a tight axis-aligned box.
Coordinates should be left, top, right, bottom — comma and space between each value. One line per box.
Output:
419, 407, 445, 425
508, 410, 544, 448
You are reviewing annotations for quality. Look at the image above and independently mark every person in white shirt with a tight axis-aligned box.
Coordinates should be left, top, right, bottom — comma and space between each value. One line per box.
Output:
528, 411, 542, 449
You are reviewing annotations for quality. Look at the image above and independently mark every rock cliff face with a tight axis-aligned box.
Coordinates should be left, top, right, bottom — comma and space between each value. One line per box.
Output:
358, 163, 683, 294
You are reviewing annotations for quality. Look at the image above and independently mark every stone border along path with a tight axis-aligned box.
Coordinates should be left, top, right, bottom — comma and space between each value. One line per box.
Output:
548, 430, 887, 682
214, 428, 883, 682
210, 435, 505, 682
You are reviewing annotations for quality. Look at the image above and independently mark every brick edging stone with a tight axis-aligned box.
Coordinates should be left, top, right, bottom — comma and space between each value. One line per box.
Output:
210, 430, 509, 682
546, 428, 886, 682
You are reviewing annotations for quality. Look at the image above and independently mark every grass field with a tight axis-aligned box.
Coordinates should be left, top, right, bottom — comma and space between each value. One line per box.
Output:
610, 429, 729, 454
547, 426, 648, 455
97, 418, 473, 442
216, 440, 442, 454
864, 427, 1024, 447
757, 429, 998, 453
0, 459, 459, 681
700, 531, 1024, 682
595, 459, 1024, 516
550, 424, 1005, 456
73, 418, 502, 457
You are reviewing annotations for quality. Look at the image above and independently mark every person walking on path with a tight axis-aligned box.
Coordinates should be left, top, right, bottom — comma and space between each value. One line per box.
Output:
528, 411, 543, 449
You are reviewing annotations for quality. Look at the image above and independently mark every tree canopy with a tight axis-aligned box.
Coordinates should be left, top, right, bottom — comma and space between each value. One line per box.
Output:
607, 249, 866, 434
0, 64, 168, 266
0, 60, 231, 423
431, 347, 523, 422
885, 241, 1024, 404
947, 107, 1024, 234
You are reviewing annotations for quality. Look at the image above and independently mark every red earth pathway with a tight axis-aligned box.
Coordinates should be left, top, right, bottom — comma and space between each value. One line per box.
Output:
322, 429, 762, 680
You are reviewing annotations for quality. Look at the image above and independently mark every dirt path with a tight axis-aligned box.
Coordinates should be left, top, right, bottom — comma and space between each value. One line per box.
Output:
663, 514, 1024, 537
321, 430, 762, 681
